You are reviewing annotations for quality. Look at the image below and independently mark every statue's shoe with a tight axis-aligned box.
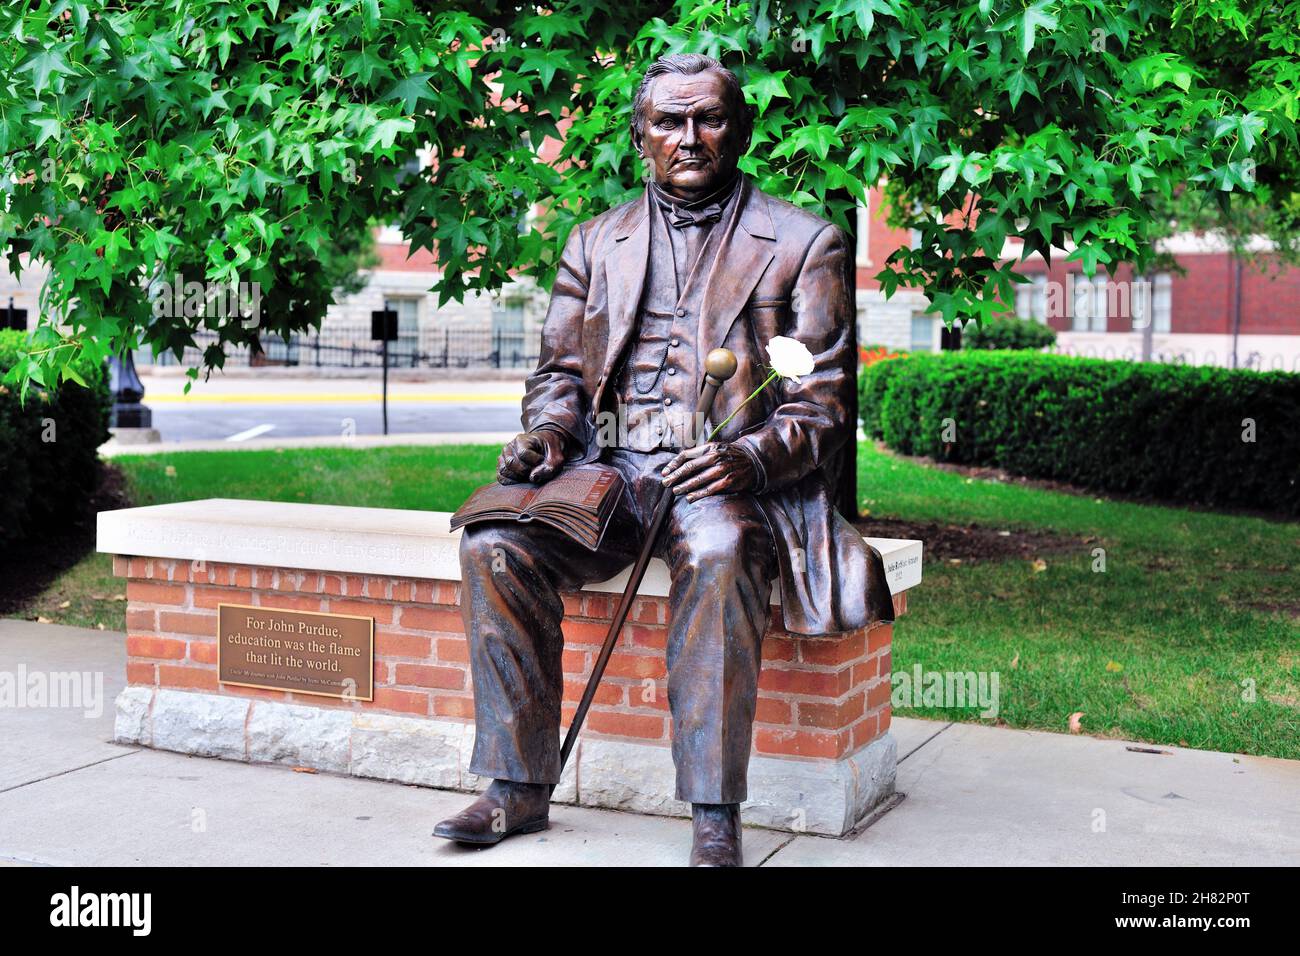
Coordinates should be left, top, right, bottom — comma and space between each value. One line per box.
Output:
432, 780, 550, 845
689, 803, 743, 867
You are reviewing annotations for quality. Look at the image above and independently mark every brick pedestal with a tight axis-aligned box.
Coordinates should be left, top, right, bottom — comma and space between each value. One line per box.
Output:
100, 500, 920, 834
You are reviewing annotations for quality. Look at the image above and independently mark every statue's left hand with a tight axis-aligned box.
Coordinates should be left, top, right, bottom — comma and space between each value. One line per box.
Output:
660, 442, 757, 502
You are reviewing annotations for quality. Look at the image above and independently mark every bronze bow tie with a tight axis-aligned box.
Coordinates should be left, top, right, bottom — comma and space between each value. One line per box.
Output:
668, 203, 723, 228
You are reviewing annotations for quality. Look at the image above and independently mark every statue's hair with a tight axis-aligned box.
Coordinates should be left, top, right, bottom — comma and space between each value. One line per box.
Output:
630, 53, 753, 140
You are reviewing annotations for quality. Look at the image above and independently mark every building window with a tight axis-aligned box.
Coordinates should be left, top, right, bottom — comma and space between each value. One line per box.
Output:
386, 297, 421, 353
1153, 273, 1172, 333
491, 295, 529, 366
856, 195, 871, 266
910, 315, 935, 352
1072, 277, 1107, 332
1015, 274, 1048, 322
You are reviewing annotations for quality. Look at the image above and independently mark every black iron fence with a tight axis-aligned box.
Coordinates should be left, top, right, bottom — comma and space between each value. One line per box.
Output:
136, 325, 542, 370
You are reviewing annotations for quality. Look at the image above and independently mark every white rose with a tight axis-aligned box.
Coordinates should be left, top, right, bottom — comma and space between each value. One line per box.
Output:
766, 335, 815, 382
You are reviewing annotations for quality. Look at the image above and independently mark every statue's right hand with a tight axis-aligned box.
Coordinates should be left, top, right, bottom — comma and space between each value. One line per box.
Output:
498, 429, 567, 485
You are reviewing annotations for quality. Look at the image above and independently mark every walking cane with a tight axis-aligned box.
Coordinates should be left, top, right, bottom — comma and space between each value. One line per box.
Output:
556, 347, 739, 775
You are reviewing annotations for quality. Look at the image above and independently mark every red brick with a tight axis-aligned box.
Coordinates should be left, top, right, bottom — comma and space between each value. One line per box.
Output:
434, 582, 459, 605
850, 657, 880, 687
232, 566, 253, 588
866, 678, 891, 710
433, 695, 476, 719
394, 663, 465, 690
158, 664, 218, 692
560, 619, 610, 645
158, 611, 217, 637
762, 638, 797, 663
189, 641, 218, 665
631, 597, 665, 624
391, 580, 413, 602
562, 593, 584, 616
867, 623, 892, 655
562, 649, 589, 674
797, 692, 865, 730
127, 635, 187, 660
892, 592, 908, 618
375, 630, 432, 658
758, 666, 850, 698
587, 710, 666, 740
193, 587, 253, 610
627, 625, 666, 650
372, 687, 430, 716
399, 606, 462, 632
329, 600, 393, 624
800, 631, 865, 666
126, 662, 157, 685
564, 678, 624, 707
126, 581, 186, 606
257, 593, 324, 613
113, 555, 129, 577
851, 713, 882, 749
411, 581, 436, 603
755, 696, 792, 725
583, 595, 614, 619
602, 652, 666, 680
753, 727, 841, 759
624, 679, 667, 710
365, 577, 390, 599
125, 608, 156, 631
321, 575, 345, 596
272, 570, 309, 592
436, 637, 469, 663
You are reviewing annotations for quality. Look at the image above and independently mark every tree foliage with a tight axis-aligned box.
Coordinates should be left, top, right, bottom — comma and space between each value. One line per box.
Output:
1, 0, 1296, 394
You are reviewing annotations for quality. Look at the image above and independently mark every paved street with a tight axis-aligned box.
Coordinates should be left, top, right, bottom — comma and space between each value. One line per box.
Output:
148, 401, 524, 442
2, 618, 1297, 867
133, 373, 527, 443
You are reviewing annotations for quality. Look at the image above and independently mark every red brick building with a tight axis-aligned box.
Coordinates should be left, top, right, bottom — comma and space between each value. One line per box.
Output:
855, 185, 1300, 371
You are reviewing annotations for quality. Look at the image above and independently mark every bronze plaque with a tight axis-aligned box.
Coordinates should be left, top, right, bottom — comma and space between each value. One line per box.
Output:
217, 604, 374, 701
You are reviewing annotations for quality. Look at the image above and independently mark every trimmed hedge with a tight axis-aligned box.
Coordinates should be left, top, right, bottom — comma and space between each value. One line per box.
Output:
0, 331, 111, 547
859, 351, 1300, 515
963, 315, 1057, 350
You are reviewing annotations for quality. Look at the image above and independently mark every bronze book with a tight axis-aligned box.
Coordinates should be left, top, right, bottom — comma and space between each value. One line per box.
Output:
449, 464, 625, 551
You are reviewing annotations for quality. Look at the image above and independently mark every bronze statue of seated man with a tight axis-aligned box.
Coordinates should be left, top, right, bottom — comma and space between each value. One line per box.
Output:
434, 52, 892, 867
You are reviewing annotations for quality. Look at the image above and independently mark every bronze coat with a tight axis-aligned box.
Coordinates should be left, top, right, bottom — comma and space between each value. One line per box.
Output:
523, 178, 894, 635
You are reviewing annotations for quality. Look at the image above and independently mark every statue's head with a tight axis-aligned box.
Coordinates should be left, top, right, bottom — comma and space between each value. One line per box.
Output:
631, 53, 753, 201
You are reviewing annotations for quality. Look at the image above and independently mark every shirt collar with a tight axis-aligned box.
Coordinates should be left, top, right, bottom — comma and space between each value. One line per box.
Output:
648, 172, 742, 214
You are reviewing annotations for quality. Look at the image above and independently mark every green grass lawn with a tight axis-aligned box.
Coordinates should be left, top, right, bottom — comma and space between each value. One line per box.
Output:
16, 441, 1299, 759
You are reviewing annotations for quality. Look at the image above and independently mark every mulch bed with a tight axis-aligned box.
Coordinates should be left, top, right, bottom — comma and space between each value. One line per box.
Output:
853, 515, 1086, 565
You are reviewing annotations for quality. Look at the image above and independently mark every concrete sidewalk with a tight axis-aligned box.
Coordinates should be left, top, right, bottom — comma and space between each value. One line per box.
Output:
2, 618, 1297, 866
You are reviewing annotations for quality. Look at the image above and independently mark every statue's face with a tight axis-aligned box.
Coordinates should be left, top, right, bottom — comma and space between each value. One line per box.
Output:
634, 70, 747, 201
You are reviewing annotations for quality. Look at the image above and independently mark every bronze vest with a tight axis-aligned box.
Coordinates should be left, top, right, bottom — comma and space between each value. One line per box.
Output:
613, 188, 739, 451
